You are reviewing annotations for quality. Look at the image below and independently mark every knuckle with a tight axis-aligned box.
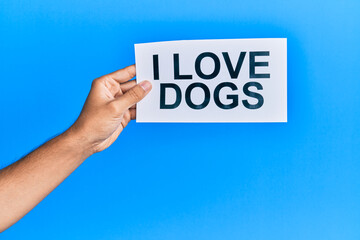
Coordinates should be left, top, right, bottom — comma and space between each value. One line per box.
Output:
127, 87, 143, 102
92, 77, 102, 86
125, 66, 136, 79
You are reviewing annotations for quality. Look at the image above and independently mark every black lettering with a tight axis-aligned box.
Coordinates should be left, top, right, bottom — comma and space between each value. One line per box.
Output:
174, 54, 192, 79
214, 82, 238, 109
222, 52, 246, 79
160, 83, 182, 109
195, 52, 220, 79
153, 55, 159, 80
185, 83, 210, 109
249, 51, 270, 78
242, 82, 264, 109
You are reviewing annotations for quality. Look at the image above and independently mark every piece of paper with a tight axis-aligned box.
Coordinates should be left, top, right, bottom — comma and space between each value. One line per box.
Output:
135, 38, 287, 122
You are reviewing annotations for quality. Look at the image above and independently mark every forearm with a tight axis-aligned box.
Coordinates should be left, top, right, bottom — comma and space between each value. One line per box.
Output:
0, 129, 92, 232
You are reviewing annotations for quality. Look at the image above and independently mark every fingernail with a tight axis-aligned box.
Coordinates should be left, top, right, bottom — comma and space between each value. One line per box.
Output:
139, 81, 152, 92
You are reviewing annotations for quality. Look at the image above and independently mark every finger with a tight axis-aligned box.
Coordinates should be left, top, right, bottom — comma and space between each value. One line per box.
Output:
107, 65, 136, 83
130, 108, 136, 120
115, 81, 152, 110
120, 80, 137, 93
121, 110, 132, 128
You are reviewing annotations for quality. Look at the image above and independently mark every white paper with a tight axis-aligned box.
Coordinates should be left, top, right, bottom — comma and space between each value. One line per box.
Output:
135, 39, 287, 122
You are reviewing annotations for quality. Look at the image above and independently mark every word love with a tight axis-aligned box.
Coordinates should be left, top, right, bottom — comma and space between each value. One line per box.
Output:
153, 51, 270, 110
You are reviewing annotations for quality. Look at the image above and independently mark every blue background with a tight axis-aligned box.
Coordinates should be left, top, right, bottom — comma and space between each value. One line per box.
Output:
1, 0, 359, 239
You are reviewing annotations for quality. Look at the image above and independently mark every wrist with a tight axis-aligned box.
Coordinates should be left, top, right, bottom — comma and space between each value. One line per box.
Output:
60, 127, 96, 159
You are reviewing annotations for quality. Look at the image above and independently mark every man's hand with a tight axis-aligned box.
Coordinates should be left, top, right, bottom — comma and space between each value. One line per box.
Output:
0, 65, 151, 232
69, 64, 151, 153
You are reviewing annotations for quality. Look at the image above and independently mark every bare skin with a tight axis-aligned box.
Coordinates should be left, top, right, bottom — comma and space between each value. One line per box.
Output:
0, 65, 152, 232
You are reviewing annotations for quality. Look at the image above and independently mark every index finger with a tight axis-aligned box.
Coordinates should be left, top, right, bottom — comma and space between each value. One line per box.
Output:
107, 64, 136, 83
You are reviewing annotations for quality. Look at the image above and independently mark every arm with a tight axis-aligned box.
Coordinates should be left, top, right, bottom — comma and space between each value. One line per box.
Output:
0, 65, 152, 232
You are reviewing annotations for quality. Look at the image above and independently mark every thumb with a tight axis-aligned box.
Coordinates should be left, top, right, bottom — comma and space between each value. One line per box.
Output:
116, 80, 152, 110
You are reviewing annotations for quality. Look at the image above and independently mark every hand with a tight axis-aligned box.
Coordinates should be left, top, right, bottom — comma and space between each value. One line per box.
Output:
68, 64, 152, 154
0, 64, 152, 232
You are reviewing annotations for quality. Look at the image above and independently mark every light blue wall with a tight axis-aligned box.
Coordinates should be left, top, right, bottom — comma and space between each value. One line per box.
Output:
1, 0, 359, 239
